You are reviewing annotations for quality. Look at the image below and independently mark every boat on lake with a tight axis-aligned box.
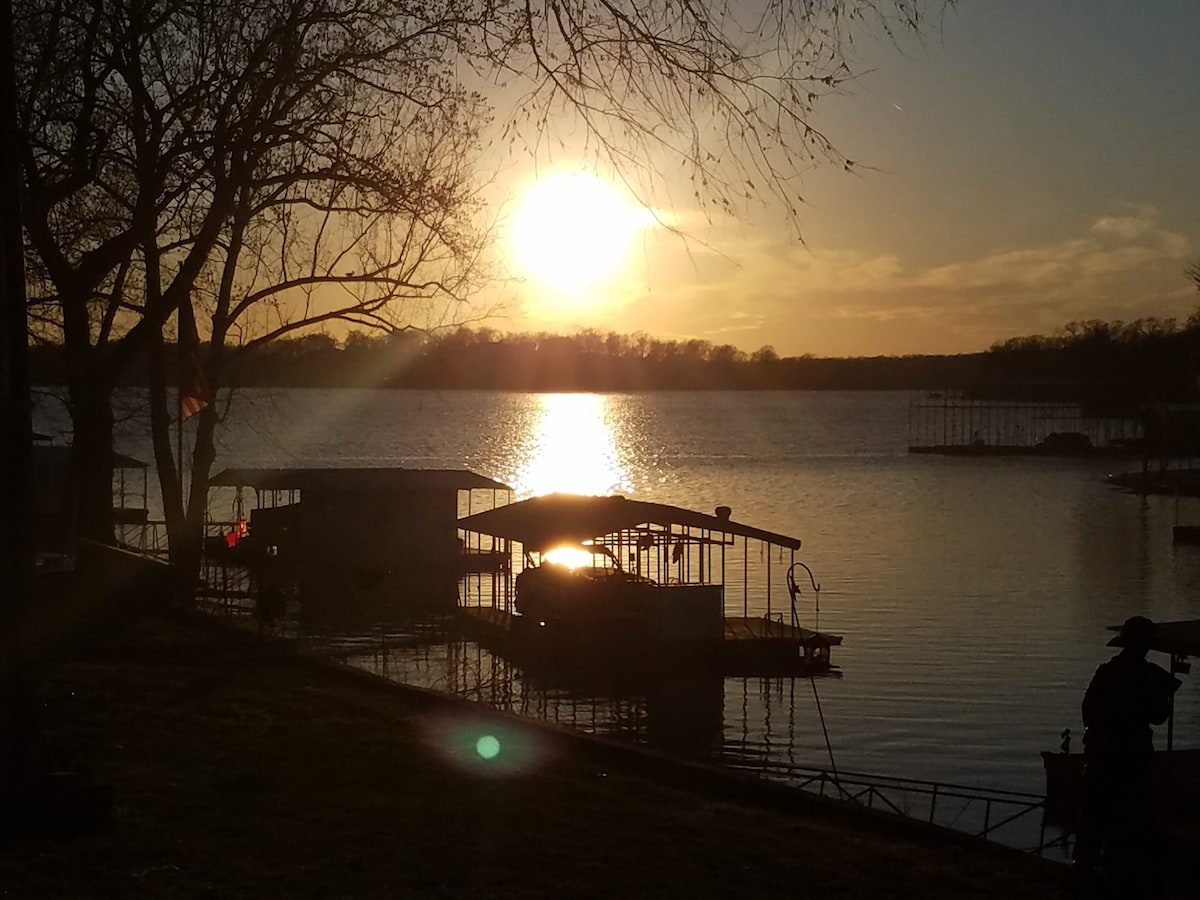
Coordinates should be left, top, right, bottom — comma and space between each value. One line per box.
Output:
456, 493, 840, 678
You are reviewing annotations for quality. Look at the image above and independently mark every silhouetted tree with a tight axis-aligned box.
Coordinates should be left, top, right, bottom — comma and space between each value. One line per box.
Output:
18, 0, 487, 589
19, 0, 952, 585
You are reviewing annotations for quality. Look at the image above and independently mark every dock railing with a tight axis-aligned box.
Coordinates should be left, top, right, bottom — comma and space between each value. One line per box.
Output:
728, 759, 1068, 858
115, 518, 170, 556
116, 518, 247, 559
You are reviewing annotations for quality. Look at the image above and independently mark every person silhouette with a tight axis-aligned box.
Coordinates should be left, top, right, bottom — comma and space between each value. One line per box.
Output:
1073, 615, 1181, 895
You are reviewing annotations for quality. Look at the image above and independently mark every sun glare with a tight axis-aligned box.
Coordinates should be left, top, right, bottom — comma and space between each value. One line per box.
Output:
542, 546, 595, 569
510, 171, 654, 295
511, 393, 632, 497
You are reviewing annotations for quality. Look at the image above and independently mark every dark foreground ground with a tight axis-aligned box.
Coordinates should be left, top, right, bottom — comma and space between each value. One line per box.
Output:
2, 615, 1076, 899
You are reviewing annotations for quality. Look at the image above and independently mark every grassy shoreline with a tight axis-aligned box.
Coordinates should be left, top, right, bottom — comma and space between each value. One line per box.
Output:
3, 614, 1073, 899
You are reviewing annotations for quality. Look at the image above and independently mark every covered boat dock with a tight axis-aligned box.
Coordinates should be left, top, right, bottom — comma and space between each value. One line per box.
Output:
202, 467, 512, 616
456, 493, 841, 676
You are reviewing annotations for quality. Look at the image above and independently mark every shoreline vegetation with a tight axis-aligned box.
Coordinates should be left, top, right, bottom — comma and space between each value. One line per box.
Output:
27, 314, 1200, 394
3, 613, 1075, 899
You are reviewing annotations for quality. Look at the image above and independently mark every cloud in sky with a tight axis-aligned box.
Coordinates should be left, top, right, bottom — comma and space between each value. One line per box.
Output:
498, 202, 1195, 357
785, 207, 1186, 296
1092, 211, 1158, 242
610, 205, 1195, 356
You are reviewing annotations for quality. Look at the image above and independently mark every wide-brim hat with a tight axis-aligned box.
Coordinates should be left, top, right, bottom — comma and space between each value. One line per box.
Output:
1107, 615, 1155, 648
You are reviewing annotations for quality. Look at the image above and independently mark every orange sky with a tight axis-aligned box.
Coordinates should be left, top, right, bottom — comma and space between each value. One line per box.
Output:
482, 1, 1199, 357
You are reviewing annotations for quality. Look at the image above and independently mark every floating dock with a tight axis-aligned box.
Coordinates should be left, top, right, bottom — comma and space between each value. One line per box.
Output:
907, 388, 1145, 457
457, 606, 841, 678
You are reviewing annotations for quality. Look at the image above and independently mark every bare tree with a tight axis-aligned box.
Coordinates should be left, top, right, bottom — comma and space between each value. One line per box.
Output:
155, 66, 490, 587
17, 0, 488, 560
17, 0, 948, 589
484, 0, 941, 219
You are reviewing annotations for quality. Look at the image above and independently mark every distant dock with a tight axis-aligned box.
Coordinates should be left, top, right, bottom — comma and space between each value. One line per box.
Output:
907, 388, 1149, 457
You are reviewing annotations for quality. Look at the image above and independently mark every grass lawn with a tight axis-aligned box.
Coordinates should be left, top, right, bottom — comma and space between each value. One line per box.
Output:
2, 615, 1074, 899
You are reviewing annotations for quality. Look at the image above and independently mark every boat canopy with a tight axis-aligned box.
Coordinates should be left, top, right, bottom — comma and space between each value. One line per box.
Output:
457, 493, 802, 551
209, 467, 510, 493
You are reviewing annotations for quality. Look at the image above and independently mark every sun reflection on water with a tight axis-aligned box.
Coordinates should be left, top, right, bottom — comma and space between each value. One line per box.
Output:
511, 393, 633, 498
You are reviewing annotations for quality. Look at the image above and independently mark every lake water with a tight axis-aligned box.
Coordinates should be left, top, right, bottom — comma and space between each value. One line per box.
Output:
36, 388, 1200, 843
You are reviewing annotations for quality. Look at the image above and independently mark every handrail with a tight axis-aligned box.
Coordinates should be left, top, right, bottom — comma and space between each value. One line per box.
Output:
728, 757, 1062, 855
115, 518, 254, 557
786, 561, 821, 632
735, 759, 1045, 800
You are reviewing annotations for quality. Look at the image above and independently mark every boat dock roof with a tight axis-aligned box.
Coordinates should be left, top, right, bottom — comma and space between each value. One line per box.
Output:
457, 493, 802, 551
209, 467, 510, 492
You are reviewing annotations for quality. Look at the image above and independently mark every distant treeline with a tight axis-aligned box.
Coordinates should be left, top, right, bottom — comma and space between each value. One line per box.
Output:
979, 316, 1200, 402
28, 329, 985, 390
26, 314, 1200, 395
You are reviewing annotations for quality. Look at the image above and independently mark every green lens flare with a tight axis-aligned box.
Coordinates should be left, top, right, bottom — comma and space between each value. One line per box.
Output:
475, 734, 501, 760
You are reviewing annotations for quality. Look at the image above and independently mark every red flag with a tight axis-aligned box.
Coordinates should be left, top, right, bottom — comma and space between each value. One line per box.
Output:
178, 300, 209, 422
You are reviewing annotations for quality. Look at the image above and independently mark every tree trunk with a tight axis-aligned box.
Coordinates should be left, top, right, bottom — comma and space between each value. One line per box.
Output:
146, 315, 196, 605
1, 0, 39, 818
146, 313, 222, 607
189, 404, 217, 534
179, 403, 220, 604
59, 267, 116, 549
66, 373, 115, 547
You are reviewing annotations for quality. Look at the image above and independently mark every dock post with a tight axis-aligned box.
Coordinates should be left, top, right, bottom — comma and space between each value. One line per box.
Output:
766, 551, 771, 619
1168, 655, 1178, 752
720, 539, 726, 610
743, 537, 748, 617
789, 550, 797, 631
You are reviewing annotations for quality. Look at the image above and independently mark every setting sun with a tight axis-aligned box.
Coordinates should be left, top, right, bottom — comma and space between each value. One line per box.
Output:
509, 171, 654, 295
541, 545, 595, 569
